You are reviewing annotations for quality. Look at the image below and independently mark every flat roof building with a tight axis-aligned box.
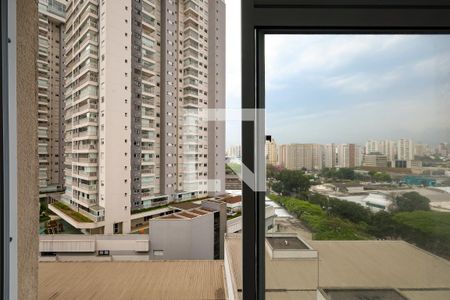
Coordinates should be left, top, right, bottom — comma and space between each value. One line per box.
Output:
39, 261, 226, 299
224, 233, 450, 300
149, 200, 227, 260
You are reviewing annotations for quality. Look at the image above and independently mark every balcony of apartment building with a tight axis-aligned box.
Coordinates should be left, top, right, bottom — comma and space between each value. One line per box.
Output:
73, 101, 98, 117
141, 154, 155, 166
71, 4, 98, 34
184, 18, 199, 33
73, 167, 98, 181
48, 198, 104, 228
184, 48, 199, 60
141, 107, 155, 119
141, 130, 156, 142
141, 119, 155, 130
141, 165, 155, 175
73, 142, 97, 153
141, 83, 156, 97
141, 71, 156, 86
183, 86, 199, 97
72, 114, 97, 129
73, 30, 98, 55
141, 94, 155, 107
184, 39, 199, 51
140, 142, 155, 153
38, 128, 49, 139
141, 36, 156, 51
73, 86, 98, 104
184, 0, 201, 17
72, 128, 98, 142
142, 13, 156, 33
71, 60, 98, 83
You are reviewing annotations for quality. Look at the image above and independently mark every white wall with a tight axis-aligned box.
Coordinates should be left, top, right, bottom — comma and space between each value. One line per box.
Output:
99, 0, 132, 234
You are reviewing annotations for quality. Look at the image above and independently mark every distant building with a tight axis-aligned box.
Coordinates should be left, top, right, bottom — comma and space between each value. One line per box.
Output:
365, 140, 396, 161
414, 143, 427, 157
278, 144, 323, 170
407, 160, 423, 168
393, 160, 408, 168
438, 143, 449, 157
149, 200, 226, 260
362, 153, 388, 168
226, 145, 242, 158
337, 144, 361, 168
397, 139, 414, 161
323, 144, 336, 168
401, 176, 436, 186
265, 136, 278, 166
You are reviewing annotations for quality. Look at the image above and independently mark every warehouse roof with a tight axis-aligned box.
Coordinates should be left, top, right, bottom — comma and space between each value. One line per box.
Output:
39, 261, 225, 299
225, 234, 450, 300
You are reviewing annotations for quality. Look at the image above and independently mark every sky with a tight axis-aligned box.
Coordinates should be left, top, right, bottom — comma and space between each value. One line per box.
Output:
225, 1, 450, 147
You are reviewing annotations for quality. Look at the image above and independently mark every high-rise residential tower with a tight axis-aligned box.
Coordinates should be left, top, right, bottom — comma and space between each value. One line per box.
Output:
337, 143, 361, 168
265, 136, 278, 166
278, 144, 322, 170
323, 143, 336, 168
365, 139, 397, 161
38, 0, 67, 199
397, 138, 414, 161
59, 0, 225, 234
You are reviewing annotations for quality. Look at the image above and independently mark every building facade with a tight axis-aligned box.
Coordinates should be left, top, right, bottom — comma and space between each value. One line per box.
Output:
362, 153, 388, 168
278, 144, 322, 170
365, 139, 397, 161
265, 136, 278, 166
323, 143, 336, 168
337, 143, 361, 168
149, 200, 226, 260
397, 138, 414, 161
38, 0, 66, 197
59, 0, 225, 234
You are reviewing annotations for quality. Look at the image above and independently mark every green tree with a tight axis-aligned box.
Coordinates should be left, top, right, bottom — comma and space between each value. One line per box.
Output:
368, 211, 397, 238
327, 197, 371, 224
271, 169, 311, 196
395, 192, 430, 212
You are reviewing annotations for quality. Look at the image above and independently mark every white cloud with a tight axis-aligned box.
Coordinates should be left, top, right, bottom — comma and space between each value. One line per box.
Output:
265, 35, 416, 91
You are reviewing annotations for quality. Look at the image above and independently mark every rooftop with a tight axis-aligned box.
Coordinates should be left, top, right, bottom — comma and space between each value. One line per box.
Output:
169, 202, 201, 210
158, 207, 214, 220
320, 288, 408, 300
39, 261, 225, 299
225, 234, 450, 300
266, 236, 309, 250
223, 195, 241, 204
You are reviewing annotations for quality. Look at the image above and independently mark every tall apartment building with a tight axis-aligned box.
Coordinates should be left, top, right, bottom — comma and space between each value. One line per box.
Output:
278, 144, 322, 170
37, 0, 66, 197
265, 136, 278, 166
397, 138, 414, 161
226, 145, 241, 158
59, 0, 225, 234
337, 144, 361, 168
323, 143, 336, 168
365, 139, 396, 161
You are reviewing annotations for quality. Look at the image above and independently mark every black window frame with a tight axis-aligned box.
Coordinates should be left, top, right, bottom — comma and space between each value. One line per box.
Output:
241, 1, 450, 299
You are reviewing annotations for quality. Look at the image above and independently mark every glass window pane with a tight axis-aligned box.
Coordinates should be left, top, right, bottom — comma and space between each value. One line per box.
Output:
265, 34, 450, 299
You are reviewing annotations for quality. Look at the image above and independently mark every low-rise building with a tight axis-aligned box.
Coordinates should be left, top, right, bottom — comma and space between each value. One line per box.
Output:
149, 200, 227, 260
224, 233, 450, 300
362, 153, 388, 168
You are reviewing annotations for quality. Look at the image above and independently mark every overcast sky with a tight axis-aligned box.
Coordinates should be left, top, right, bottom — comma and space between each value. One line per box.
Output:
225, 1, 450, 147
